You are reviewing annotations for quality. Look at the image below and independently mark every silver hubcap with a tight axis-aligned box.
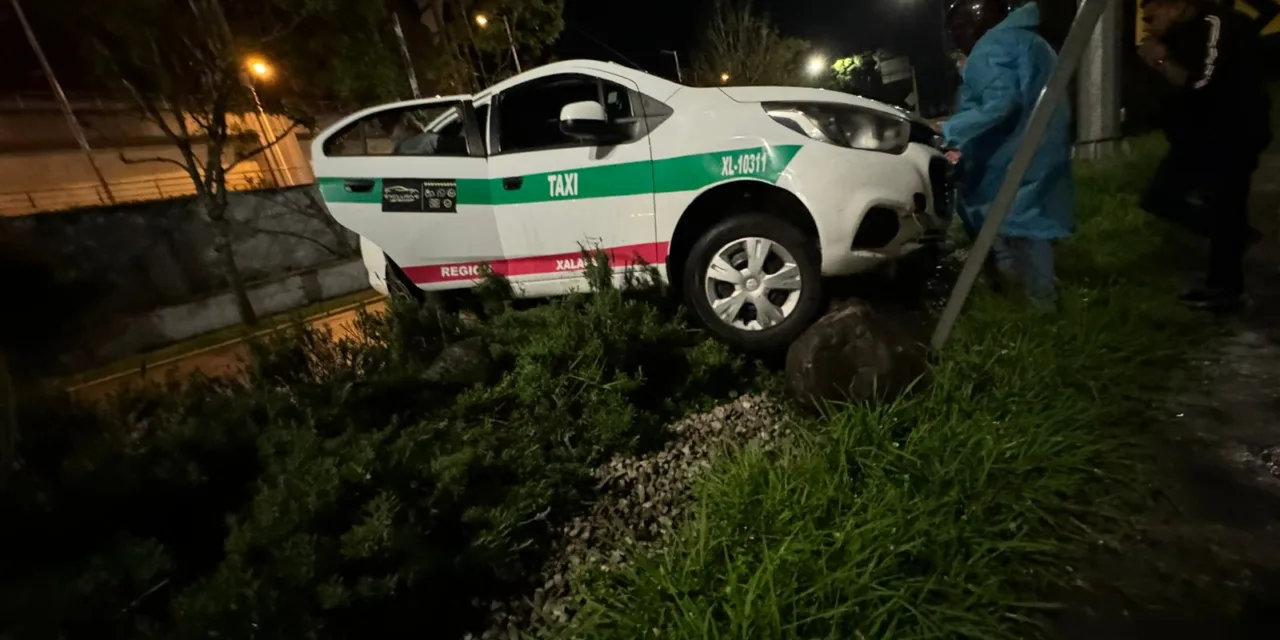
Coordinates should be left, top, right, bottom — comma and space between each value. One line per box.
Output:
703, 237, 803, 331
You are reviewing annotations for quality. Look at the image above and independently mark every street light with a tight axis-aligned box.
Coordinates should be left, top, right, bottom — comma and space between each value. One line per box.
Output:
474, 13, 522, 73
720, 72, 730, 83
247, 58, 272, 80
242, 55, 291, 187
806, 55, 827, 77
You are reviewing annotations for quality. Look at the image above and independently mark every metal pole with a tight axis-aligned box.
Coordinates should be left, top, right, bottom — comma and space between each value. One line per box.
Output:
661, 50, 683, 83
1076, 0, 1123, 159
247, 82, 289, 187
910, 64, 921, 115
502, 16, 522, 73
390, 11, 422, 99
931, 0, 1112, 351
10, 0, 116, 204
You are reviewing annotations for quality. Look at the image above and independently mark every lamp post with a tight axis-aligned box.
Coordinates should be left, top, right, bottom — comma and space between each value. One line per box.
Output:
660, 49, 683, 83
475, 13, 522, 73
243, 57, 292, 187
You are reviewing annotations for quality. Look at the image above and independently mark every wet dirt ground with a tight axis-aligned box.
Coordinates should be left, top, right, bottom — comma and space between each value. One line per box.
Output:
838, 186, 1280, 636
1050, 158, 1280, 637
1050, 254, 1280, 639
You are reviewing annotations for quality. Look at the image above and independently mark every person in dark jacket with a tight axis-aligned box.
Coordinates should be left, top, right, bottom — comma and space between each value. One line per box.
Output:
944, 0, 1075, 308
1139, 0, 1273, 310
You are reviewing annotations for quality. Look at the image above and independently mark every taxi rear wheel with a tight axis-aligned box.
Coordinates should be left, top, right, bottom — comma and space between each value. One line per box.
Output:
682, 213, 823, 352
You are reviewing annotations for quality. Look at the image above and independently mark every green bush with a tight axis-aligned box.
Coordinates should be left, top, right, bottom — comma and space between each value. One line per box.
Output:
0, 252, 760, 639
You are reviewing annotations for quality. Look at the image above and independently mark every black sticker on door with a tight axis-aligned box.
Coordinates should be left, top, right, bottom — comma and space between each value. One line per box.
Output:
381, 178, 458, 213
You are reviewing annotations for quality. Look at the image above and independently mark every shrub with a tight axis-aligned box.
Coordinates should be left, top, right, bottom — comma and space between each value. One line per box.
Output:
0, 251, 761, 639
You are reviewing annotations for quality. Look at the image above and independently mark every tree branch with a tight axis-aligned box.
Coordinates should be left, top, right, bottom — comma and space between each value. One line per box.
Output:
222, 120, 302, 174
238, 223, 340, 257
118, 152, 194, 172
262, 14, 308, 42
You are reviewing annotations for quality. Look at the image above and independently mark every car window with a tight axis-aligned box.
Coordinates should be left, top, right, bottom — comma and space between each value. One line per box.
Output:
495, 74, 634, 154
323, 102, 472, 157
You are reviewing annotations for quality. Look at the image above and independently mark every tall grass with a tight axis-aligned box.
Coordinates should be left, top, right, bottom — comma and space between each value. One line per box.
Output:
560, 142, 1207, 639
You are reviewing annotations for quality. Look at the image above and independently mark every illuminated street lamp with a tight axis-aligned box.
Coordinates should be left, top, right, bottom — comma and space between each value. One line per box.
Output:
806, 55, 827, 77
474, 13, 522, 73
720, 72, 730, 83
247, 58, 272, 80
242, 55, 291, 187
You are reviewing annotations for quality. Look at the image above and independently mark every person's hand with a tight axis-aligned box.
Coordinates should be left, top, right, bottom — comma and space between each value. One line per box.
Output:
1137, 38, 1168, 69
945, 149, 962, 165
930, 120, 943, 134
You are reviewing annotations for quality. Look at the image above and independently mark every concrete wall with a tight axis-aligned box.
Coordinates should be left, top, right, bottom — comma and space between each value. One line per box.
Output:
0, 185, 361, 372
0, 106, 315, 215
98, 258, 369, 363
0, 185, 357, 316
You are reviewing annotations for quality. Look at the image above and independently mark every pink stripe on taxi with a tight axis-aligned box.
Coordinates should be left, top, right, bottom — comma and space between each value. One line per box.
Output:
403, 241, 671, 284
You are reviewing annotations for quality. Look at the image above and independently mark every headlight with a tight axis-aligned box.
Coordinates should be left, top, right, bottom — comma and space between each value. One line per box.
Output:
763, 102, 911, 154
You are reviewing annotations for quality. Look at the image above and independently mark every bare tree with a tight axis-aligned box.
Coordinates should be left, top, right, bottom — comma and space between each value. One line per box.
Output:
692, 0, 812, 87
70, 0, 335, 325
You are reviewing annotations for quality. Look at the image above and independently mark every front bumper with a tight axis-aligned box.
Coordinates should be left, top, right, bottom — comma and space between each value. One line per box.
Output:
811, 144, 952, 276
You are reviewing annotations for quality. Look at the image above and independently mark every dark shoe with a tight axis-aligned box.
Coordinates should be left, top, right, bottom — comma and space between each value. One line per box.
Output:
1178, 288, 1247, 311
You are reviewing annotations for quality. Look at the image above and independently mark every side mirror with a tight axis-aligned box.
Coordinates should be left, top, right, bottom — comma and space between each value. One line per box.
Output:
559, 101, 625, 144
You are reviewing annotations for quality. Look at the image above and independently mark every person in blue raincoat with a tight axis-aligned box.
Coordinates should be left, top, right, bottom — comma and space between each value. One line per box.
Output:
943, 0, 1075, 307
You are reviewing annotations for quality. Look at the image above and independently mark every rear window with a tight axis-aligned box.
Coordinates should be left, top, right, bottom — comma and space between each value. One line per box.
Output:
322, 102, 472, 158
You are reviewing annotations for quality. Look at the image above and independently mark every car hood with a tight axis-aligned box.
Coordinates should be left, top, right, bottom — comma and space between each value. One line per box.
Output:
716, 86, 905, 117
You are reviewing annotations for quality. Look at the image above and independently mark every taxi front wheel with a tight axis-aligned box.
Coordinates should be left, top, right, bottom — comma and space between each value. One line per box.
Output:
682, 213, 824, 352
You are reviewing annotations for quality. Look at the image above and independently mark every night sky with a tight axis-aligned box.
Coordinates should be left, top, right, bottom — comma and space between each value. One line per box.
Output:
1, 0, 959, 109
560, 0, 951, 70
559, 0, 956, 110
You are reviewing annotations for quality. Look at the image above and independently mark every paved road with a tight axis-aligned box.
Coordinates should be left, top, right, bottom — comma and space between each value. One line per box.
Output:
68, 299, 387, 403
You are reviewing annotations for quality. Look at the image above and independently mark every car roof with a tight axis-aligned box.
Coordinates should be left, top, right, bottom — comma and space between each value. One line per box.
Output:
473, 59, 685, 103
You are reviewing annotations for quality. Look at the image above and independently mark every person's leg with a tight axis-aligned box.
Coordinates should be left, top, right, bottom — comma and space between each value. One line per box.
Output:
1143, 149, 1213, 237
1183, 157, 1256, 309
1007, 236, 1058, 308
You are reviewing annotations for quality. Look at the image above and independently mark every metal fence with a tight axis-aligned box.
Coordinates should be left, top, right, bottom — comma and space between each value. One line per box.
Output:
0, 166, 315, 216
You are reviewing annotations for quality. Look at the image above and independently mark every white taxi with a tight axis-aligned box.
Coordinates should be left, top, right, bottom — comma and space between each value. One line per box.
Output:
312, 59, 950, 351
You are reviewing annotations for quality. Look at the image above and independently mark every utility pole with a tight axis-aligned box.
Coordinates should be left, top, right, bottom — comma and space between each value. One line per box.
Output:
661, 50, 683, 83
10, 0, 116, 204
474, 13, 522, 74
502, 16, 522, 73
1075, 0, 1123, 159
246, 81, 292, 187
391, 11, 422, 98
242, 59, 292, 188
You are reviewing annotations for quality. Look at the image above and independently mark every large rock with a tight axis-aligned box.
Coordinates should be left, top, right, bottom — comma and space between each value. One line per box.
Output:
785, 301, 930, 411
426, 337, 492, 386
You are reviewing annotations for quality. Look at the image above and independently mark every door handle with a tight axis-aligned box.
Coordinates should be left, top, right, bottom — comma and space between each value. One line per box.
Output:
344, 179, 375, 193
502, 176, 523, 191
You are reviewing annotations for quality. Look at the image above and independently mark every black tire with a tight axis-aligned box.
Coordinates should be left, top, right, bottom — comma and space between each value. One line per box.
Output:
682, 213, 824, 352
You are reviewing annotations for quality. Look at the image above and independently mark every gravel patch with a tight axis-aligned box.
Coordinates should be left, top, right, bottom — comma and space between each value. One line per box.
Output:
465, 393, 790, 639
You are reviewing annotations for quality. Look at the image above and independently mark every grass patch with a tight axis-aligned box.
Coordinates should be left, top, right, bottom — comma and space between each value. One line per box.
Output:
559, 141, 1207, 639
